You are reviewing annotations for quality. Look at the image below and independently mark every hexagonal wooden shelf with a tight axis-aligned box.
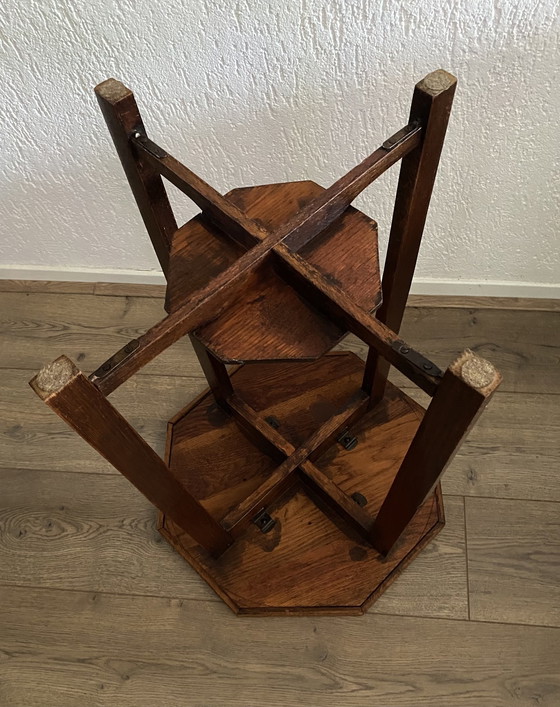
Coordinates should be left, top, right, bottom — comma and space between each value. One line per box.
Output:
166, 180, 381, 362
158, 352, 444, 615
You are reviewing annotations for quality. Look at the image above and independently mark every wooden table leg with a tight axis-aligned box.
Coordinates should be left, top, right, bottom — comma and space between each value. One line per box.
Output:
29, 356, 233, 557
371, 350, 501, 555
363, 70, 457, 403
95, 79, 178, 276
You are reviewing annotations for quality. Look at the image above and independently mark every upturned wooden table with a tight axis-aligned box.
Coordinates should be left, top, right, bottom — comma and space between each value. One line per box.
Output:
30, 69, 501, 615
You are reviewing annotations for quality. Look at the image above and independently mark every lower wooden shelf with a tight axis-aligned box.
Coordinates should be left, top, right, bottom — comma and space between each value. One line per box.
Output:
159, 352, 445, 616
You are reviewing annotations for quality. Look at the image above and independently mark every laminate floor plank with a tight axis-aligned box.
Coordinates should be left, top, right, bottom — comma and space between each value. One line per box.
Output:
1, 288, 559, 707
466, 497, 560, 628
0, 291, 199, 378
0, 467, 214, 601
406, 295, 560, 311
0, 468, 467, 619
1, 281, 557, 310
341, 306, 560, 394
0, 368, 205, 473
1, 585, 558, 707
372, 496, 467, 619
2, 292, 559, 394
405, 389, 560, 502
93, 282, 166, 298
0, 280, 95, 294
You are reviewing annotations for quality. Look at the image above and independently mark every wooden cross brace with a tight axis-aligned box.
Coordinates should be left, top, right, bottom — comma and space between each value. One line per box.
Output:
87, 70, 458, 399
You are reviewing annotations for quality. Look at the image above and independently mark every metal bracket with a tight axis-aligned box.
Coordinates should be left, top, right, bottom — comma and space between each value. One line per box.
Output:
90, 339, 140, 380
131, 128, 168, 159
337, 428, 358, 451
382, 121, 420, 151
392, 341, 444, 378
253, 509, 276, 533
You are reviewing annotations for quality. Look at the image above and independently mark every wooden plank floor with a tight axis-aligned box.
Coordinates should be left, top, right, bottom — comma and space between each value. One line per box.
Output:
0, 282, 559, 707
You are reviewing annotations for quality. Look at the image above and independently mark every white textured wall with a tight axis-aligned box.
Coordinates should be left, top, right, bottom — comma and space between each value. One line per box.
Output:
1, 0, 559, 290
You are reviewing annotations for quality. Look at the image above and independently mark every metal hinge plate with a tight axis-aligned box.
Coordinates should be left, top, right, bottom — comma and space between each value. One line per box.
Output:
351, 491, 367, 507
382, 121, 420, 151
131, 129, 168, 159
90, 339, 140, 380
392, 341, 444, 378
265, 415, 280, 429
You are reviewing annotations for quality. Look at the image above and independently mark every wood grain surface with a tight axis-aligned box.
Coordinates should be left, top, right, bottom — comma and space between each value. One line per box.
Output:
466, 497, 560, 627
1, 585, 559, 707
0, 287, 559, 705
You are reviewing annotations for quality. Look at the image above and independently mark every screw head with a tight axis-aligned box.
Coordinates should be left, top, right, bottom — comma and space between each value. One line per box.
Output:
400, 346, 410, 354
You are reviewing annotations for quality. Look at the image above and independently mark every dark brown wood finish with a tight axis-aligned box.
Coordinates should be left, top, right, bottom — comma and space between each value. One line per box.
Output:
164, 212, 244, 313
29, 356, 232, 556
228, 383, 371, 470
26, 69, 504, 616
88, 253, 260, 395
192, 259, 345, 362
372, 349, 502, 555
159, 353, 446, 613
88, 238, 440, 396
95, 79, 178, 275
131, 133, 270, 250
226, 394, 296, 457
298, 460, 374, 538
167, 180, 380, 315
87, 79, 432, 394
181, 181, 382, 363
283, 125, 421, 251
364, 70, 457, 400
